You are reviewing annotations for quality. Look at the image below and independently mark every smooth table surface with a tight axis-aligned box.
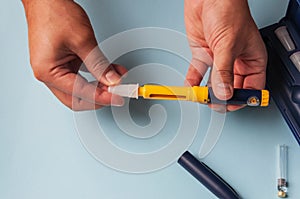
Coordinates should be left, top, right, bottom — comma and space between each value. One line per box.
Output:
1, 0, 300, 199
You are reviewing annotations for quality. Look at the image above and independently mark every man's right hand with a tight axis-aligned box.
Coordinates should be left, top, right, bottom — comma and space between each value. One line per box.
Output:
184, 0, 267, 112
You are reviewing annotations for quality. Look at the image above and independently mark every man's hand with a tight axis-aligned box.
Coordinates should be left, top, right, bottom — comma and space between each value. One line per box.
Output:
184, 0, 267, 111
22, 0, 127, 110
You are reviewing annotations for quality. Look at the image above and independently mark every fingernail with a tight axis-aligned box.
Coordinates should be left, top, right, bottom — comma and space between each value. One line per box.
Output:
106, 70, 121, 85
111, 96, 125, 107
216, 83, 233, 100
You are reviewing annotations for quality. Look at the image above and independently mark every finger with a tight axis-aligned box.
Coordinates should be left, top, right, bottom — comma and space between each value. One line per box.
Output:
210, 74, 245, 112
47, 86, 103, 111
66, 18, 124, 86
112, 64, 128, 77
208, 71, 244, 112
227, 104, 246, 112
233, 74, 245, 89
211, 47, 235, 100
47, 69, 124, 106
185, 58, 209, 86
185, 43, 212, 86
233, 59, 266, 90
185, 65, 203, 86
243, 72, 266, 90
227, 74, 245, 111
76, 43, 123, 86
208, 104, 227, 113
208, 103, 245, 112
206, 71, 212, 87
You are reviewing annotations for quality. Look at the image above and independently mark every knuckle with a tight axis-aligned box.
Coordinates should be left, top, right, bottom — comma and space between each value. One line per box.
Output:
209, 27, 236, 52
215, 69, 233, 80
71, 29, 95, 51
216, 69, 233, 76
30, 61, 46, 82
75, 33, 93, 48
214, 69, 233, 83
84, 51, 110, 79
90, 57, 110, 77
32, 69, 43, 81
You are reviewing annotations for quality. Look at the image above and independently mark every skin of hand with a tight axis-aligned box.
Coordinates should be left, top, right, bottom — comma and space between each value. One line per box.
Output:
22, 0, 127, 111
184, 0, 267, 112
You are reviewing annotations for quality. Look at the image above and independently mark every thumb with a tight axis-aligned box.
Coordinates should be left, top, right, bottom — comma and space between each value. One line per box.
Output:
211, 48, 235, 100
78, 44, 122, 86
64, 2, 122, 86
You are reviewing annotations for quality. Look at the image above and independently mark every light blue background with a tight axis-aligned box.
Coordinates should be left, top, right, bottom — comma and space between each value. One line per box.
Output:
1, 0, 299, 199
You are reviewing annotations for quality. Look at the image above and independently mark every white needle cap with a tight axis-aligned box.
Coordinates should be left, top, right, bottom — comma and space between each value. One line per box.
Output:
108, 84, 139, 99
290, 51, 300, 72
275, 26, 296, 51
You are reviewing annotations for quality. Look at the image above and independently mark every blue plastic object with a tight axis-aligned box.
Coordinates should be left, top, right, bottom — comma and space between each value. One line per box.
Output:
208, 88, 265, 106
261, 0, 300, 145
178, 151, 241, 199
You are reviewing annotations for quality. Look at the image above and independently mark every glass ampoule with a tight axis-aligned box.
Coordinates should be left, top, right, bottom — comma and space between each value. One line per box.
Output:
277, 145, 288, 198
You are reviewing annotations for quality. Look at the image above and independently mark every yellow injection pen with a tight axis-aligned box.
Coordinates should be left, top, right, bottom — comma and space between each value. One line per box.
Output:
108, 84, 269, 107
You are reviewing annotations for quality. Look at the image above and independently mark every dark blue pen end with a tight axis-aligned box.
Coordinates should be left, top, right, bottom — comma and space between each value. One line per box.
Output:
178, 151, 241, 199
